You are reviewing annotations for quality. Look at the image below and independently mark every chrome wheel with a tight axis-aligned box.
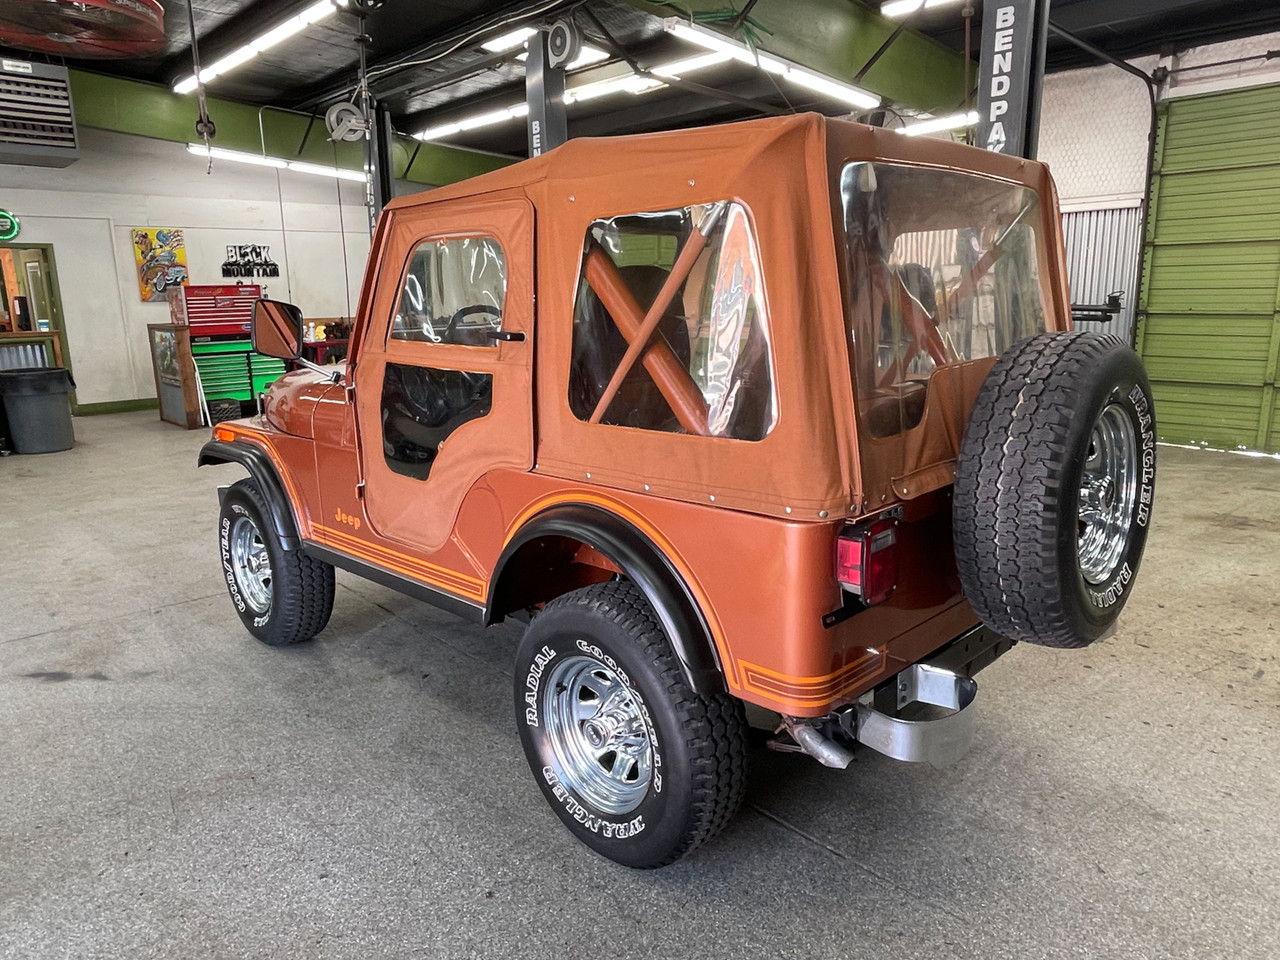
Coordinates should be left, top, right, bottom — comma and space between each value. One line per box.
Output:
1077, 402, 1139, 584
542, 654, 654, 816
229, 515, 273, 614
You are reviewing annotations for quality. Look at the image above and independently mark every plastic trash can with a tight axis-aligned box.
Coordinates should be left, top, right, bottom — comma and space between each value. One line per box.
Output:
0, 367, 75, 454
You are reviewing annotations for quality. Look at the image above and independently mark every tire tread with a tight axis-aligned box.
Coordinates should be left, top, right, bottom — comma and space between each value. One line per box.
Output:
954, 332, 1131, 648
541, 581, 748, 866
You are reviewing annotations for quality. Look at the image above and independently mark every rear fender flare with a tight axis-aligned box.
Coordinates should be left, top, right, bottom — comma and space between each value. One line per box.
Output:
198, 439, 301, 551
487, 504, 726, 696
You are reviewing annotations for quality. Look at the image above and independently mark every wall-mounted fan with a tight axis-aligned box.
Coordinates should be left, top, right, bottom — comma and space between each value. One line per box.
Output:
0, 0, 165, 58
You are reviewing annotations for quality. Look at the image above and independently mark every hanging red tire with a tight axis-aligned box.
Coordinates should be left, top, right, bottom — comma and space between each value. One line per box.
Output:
953, 332, 1156, 648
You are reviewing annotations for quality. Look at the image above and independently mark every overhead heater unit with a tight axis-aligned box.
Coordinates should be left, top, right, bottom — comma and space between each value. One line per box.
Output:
0, 59, 79, 167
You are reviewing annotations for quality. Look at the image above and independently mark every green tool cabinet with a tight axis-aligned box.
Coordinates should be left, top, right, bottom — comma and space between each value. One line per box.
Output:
191, 337, 287, 419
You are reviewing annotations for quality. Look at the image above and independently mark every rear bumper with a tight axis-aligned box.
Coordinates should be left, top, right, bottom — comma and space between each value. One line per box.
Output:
853, 624, 1014, 767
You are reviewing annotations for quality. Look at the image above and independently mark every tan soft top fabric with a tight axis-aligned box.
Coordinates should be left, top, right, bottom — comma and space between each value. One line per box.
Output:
350, 114, 1067, 521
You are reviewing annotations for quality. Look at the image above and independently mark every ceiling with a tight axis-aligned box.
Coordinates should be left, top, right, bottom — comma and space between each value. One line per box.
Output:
5, 0, 1280, 157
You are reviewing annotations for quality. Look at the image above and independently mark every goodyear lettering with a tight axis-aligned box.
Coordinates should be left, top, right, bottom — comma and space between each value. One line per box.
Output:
543, 767, 645, 838
523, 645, 557, 727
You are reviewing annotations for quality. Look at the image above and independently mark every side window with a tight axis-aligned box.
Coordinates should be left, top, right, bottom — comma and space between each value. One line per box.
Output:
381, 364, 493, 480
568, 201, 777, 441
391, 236, 506, 346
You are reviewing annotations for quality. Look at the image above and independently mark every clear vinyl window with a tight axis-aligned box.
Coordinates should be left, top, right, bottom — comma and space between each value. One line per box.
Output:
568, 201, 777, 441
391, 236, 506, 346
840, 162, 1047, 438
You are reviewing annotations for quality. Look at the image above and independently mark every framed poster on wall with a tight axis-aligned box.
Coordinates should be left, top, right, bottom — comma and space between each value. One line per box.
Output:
131, 227, 189, 302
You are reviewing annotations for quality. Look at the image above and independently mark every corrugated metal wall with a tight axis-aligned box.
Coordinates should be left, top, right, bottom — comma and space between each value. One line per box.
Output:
0, 342, 52, 370
1062, 206, 1142, 342
1137, 83, 1280, 453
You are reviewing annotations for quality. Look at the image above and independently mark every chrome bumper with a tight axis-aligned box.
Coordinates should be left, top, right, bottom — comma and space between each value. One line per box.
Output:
854, 663, 978, 767
851, 625, 1014, 767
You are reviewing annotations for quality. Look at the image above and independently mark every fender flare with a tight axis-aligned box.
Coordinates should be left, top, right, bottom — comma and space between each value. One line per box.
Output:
198, 439, 301, 551
487, 503, 726, 696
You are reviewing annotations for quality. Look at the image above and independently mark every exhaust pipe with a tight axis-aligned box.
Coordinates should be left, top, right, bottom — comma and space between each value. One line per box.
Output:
788, 721, 855, 769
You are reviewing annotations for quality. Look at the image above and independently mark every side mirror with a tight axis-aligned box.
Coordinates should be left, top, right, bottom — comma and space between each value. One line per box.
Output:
252, 299, 303, 360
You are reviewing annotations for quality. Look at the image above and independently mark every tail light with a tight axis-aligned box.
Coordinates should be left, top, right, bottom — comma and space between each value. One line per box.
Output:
836, 517, 899, 605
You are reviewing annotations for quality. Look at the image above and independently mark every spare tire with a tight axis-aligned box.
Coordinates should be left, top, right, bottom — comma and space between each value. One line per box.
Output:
953, 332, 1156, 648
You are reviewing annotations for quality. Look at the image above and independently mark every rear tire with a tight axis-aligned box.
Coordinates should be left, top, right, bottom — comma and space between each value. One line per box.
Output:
953, 332, 1156, 647
514, 582, 747, 868
218, 478, 334, 646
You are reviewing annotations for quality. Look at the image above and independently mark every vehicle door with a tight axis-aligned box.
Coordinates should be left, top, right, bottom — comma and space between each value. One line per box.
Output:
354, 196, 533, 554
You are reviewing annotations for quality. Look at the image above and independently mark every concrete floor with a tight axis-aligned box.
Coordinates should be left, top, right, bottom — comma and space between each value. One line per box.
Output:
1, 411, 1277, 960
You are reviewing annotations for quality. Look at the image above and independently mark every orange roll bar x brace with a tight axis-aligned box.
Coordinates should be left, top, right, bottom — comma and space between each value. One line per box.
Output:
588, 202, 727, 429
582, 248, 710, 436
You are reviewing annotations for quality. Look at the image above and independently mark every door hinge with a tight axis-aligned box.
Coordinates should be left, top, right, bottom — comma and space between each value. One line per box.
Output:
356, 481, 365, 500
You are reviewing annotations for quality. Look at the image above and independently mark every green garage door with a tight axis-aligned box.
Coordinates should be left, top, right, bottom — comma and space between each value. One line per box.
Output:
1138, 83, 1280, 453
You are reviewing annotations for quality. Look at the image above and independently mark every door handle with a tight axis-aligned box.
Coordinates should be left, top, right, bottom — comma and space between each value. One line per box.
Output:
486, 330, 525, 342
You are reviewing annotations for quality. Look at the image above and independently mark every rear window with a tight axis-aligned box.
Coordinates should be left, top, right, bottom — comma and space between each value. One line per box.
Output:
840, 162, 1047, 438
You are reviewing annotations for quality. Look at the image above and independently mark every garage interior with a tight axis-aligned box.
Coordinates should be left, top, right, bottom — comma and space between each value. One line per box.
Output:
2, 1, 1279, 957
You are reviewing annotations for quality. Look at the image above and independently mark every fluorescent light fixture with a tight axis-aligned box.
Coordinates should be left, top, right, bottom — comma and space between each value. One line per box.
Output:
565, 73, 665, 103
898, 110, 978, 136
515, 44, 609, 70
186, 142, 285, 168
651, 51, 732, 78
662, 17, 879, 110
785, 67, 880, 109
567, 44, 609, 69
880, 0, 964, 19
415, 102, 530, 141
415, 41, 746, 143
756, 52, 790, 76
287, 160, 365, 181
481, 27, 536, 52
173, 0, 344, 94
187, 142, 364, 180
202, 45, 258, 77
665, 20, 759, 67
252, 16, 309, 53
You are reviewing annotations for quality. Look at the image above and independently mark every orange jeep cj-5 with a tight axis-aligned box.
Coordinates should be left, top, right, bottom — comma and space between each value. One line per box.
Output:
199, 113, 1157, 867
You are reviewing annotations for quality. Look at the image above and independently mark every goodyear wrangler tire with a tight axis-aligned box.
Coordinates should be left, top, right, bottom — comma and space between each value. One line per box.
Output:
218, 478, 335, 646
514, 582, 748, 868
953, 332, 1156, 648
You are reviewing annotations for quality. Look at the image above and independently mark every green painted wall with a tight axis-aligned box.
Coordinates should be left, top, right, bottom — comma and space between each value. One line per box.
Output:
628, 0, 967, 112
1137, 83, 1280, 453
68, 70, 512, 187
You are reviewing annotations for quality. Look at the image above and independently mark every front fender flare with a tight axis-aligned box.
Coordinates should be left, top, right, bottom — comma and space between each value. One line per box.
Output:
487, 503, 726, 696
198, 439, 301, 551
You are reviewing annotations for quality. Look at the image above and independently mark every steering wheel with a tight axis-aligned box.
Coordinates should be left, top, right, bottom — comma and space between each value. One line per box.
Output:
443, 304, 502, 344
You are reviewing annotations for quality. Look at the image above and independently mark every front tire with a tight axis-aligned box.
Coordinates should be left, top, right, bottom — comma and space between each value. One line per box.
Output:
514, 582, 747, 868
218, 478, 335, 646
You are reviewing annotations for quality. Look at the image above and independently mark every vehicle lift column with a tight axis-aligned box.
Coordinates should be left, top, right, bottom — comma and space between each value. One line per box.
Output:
526, 29, 568, 157
976, 0, 1051, 159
